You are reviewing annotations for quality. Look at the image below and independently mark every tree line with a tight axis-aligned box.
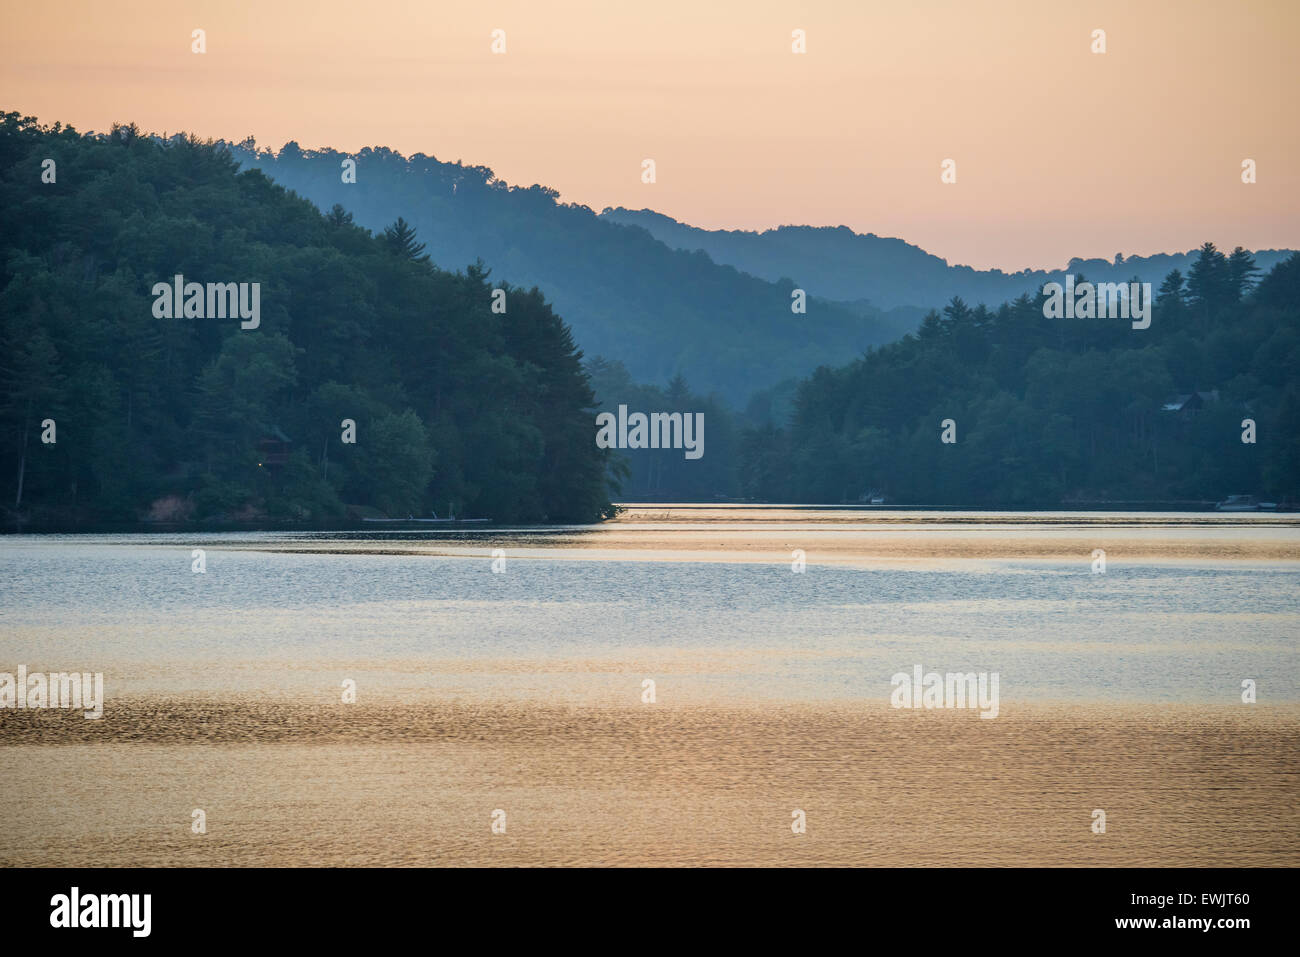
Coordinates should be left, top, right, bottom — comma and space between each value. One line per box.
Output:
594, 244, 1300, 506
0, 113, 615, 527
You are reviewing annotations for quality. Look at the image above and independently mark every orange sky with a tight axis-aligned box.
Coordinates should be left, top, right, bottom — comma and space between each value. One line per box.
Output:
3, 0, 1297, 270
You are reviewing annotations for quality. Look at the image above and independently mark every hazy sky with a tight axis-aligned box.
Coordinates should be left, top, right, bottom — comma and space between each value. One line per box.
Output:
4, 0, 1297, 270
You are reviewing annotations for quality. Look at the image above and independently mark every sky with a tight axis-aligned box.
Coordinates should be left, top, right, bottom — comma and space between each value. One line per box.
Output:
3, 0, 1297, 270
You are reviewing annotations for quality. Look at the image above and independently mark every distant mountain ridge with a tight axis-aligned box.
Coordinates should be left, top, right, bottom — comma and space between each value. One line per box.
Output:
222, 138, 1293, 407
599, 207, 1298, 311
223, 141, 919, 406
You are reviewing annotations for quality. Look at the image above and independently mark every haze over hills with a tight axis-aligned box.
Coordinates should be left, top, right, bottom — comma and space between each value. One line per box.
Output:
220, 139, 1298, 411
601, 207, 1299, 313
224, 141, 921, 406
3, 112, 1296, 517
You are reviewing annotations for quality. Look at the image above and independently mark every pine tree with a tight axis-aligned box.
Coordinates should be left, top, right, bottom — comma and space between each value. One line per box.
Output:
1156, 269, 1187, 315
381, 217, 430, 263
1227, 246, 1261, 302
1187, 242, 1230, 319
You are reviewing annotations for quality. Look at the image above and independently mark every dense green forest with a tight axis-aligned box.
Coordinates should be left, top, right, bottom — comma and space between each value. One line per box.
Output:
224, 139, 920, 405
0, 112, 615, 526
759, 246, 1300, 505
601, 245, 1297, 505
3, 111, 1295, 522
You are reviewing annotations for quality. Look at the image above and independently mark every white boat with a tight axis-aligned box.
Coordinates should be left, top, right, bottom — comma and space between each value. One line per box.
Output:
1215, 495, 1263, 511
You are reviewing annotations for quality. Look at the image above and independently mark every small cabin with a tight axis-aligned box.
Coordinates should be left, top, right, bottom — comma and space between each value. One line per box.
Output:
257, 426, 292, 468
1161, 390, 1218, 414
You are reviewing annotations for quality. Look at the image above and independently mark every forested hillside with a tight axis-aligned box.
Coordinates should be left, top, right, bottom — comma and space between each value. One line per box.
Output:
738, 247, 1300, 505
4, 112, 1294, 519
0, 112, 614, 526
588, 247, 1300, 506
225, 139, 917, 404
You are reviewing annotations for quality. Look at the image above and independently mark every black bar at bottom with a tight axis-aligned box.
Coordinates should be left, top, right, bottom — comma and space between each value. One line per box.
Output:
0, 866, 1283, 943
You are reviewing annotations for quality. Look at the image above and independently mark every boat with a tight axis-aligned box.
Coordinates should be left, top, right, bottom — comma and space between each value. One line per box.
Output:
1214, 495, 1276, 511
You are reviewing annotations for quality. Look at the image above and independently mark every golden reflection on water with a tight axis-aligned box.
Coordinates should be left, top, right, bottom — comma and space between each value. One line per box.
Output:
145, 506, 1300, 565
2, 700, 1296, 867
2, 508, 1298, 866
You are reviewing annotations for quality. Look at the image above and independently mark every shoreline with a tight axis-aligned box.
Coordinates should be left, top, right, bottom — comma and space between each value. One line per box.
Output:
5, 511, 1300, 563
6, 503, 1300, 536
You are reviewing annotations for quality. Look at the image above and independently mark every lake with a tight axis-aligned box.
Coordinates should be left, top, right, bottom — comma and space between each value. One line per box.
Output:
2, 508, 1297, 866
3, 508, 1297, 704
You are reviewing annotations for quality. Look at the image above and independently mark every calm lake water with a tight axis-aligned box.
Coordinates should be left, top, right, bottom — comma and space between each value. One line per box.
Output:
2, 509, 1298, 704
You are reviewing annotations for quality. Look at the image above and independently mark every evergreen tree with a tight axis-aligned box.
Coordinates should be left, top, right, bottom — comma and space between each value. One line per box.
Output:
1156, 269, 1187, 312
1227, 246, 1261, 302
1187, 242, 1231, 318
381, 216, 430, 264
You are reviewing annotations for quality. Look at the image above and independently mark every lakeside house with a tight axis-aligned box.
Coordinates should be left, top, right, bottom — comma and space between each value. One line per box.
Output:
256, 426, 292, 469
1160, 390, 1219, 414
